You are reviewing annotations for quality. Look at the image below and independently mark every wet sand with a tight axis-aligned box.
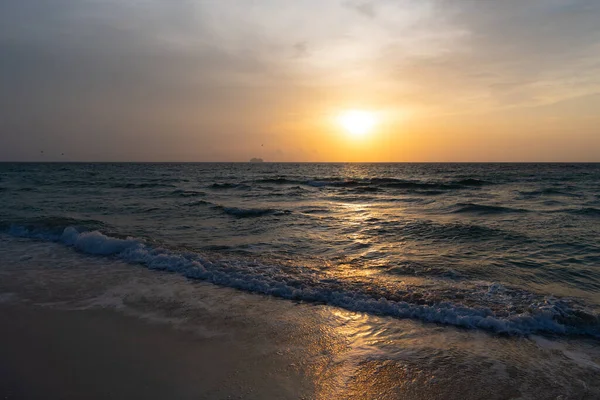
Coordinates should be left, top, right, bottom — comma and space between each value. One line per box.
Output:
0, 304, 311, 400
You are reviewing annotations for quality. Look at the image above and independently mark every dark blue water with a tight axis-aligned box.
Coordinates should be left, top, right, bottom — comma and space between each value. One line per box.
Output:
1, 163, 599, 336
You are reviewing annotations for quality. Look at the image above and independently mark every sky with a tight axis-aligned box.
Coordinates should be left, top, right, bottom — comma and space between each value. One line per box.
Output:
1, 0, 599, 162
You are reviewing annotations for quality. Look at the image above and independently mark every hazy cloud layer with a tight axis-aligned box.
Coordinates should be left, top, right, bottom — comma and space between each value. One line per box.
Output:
1, 0, 599, 160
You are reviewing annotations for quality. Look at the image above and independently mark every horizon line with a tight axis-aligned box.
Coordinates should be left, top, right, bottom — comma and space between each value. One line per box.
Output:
1, 161, 599, 164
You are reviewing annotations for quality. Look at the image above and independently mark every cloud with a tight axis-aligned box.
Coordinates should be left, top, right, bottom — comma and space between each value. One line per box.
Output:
0, 0, 599, 160
344, 1, 377, 18
387, 0, 600, 111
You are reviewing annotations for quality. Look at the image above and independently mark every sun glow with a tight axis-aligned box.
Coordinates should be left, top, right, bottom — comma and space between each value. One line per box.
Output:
337, 110, 377, 137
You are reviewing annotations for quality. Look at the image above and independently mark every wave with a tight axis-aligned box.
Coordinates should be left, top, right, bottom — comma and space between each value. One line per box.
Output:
381, 181, 453, 190
216, 206, 291, 218
306, 179, 451, 190
112, 182, 176, 189
255, 178, 303, 185
256, 177, 361, 188
127, 207, 162, 214
327, 195, 378, 203
371, 177, 491, 187
184, 200, 213, 207
3, 225, 599, 338
517, 188, 582, 198
299, 207, 331, 215
209, 183, 251, 190
375, 177, 491, 190
366, 219, 525, 243
350, 186, 382, 193
381, 197, 436, 204
385, 262, 463, 279
55, 179, 96, 187
181, 199, 291, 217
305, 180, 361, 188
566, 207, 600, 217
451, 203, 529, 215
196, 177, 495, 198
170, 189, 206, 198
250, 176, 492, 191
51, 180, 177, 189
454, 178, 491, 186
182, 200, 290, 218
543, 207, 600, 217
2, 217, 106, 237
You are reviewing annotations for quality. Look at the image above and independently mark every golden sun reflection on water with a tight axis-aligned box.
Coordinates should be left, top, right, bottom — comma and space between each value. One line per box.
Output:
330, 201, 410, 278
311, 305, 557, 400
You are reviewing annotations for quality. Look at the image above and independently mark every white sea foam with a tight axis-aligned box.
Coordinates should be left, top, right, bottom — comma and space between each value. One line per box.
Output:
3, 225, 600, 337
61, 228, 139, 255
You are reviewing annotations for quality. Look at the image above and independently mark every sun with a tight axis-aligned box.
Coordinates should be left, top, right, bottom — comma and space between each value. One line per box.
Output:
337, 110, 377, 137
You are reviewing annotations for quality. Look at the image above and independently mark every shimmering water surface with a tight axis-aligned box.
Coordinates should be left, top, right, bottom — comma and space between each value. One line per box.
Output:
1, 163, 599, 336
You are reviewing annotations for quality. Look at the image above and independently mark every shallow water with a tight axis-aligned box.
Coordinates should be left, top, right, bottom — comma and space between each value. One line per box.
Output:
0, 163, 599, 336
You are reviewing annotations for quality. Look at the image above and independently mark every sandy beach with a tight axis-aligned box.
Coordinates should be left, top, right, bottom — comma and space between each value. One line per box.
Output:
1, 237, 599, 400
3, 0, 600, 396
0, 304, 314, 400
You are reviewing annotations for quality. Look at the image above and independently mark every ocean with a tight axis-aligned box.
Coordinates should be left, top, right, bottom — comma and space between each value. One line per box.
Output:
1, 162, 599, 398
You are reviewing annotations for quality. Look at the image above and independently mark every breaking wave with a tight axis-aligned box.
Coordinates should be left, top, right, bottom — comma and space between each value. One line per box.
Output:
3, 224, 599, 338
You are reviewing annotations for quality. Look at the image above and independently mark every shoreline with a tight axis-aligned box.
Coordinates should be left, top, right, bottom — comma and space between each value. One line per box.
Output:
1, 236, 599, 399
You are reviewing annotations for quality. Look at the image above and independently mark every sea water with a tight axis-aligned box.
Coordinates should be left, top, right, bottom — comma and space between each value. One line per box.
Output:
2, 162, 600, 398
1, 163, 599, 337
